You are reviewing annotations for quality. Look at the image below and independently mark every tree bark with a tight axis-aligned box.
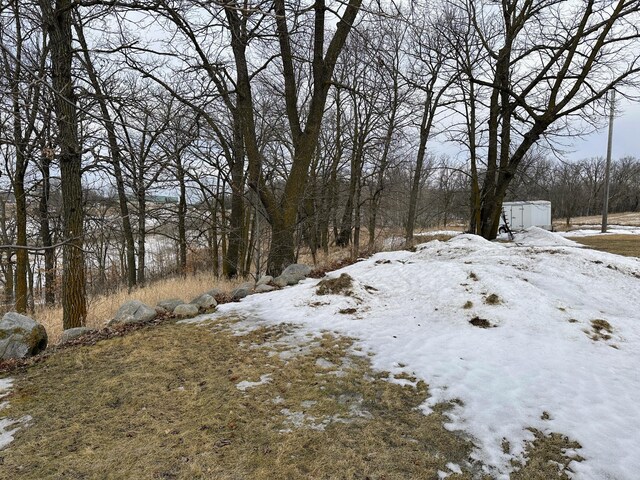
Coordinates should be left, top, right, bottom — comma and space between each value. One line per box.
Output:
40, 0, 87, 329
38, 154, 55, 305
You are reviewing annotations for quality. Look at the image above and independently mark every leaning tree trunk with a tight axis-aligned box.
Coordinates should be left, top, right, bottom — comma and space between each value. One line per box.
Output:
41, 0, 86, 329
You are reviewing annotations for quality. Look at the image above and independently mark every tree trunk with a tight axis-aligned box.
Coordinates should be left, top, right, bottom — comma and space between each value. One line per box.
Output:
225, 122, 245, 278
1, 200, 14, 306
405, 105, 433, 245
137, 187, 146, 285
41, 0, 87, 329
14, 176, 28, 313
266, 218, 296, 276
177, 160, 187, 276
39, 156, 55, 305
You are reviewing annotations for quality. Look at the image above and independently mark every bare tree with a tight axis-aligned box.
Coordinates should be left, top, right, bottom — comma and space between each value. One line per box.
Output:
459, 0, 640, 239
39, 0, 87, 328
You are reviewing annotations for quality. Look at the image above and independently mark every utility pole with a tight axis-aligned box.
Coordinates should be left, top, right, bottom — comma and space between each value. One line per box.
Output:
601, 89, 615, 233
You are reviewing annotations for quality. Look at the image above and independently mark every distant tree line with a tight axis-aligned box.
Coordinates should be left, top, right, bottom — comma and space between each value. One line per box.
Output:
1, 0, 639, 330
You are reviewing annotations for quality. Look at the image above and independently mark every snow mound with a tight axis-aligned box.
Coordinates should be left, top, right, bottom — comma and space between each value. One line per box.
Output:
512, 226, 581, 247
447, 233, 497, 247
208, 238, 640, 479
414, 230, 462, 238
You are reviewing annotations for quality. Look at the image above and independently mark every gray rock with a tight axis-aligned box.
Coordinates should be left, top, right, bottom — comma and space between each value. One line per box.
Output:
60, 327, 94, 344
174, 303, 199, 318
205, 288, 224, 298
282, 263, 311, 280
231, 287, 252, 300
238, 281, 255, 290
157, 298, 185, 313
275, 273, 304, 286
256, 275, 273, 286
273, 276, 289, 288
190, 293, 217, 310
255, 284, 276, 293
0, 312, 48, 360
111, 300, 157, 325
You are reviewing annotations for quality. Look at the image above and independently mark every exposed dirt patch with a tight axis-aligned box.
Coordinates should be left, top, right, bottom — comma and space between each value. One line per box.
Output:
316, 273, 354, 296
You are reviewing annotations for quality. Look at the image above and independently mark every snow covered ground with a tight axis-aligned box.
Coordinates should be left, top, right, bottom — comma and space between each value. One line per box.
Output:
206, 227, 640, 479
557, 225, 640, 237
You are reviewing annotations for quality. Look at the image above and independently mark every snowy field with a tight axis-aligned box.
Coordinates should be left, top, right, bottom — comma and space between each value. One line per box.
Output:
208, 227, 640, 479
557, 224, 640, 237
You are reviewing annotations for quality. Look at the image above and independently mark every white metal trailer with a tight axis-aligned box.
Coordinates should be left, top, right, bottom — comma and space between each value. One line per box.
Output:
499, 201, 552, 232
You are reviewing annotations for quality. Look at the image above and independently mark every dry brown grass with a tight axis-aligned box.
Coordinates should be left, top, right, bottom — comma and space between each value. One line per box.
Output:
0, 317, 583, 479
510, 429, 583, 480
34, 273, 243, 345
315, 273, 354, 296
554, 211, 640, 228
569, 234, 640, 258
1, 319, 480, 479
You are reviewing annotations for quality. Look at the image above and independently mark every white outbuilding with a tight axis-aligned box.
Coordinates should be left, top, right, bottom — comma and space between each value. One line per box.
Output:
499, 200, 552, 232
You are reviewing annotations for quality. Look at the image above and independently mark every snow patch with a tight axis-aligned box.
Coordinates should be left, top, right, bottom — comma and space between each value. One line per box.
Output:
0, 378, 31, 450
236, 374, 272, 391
211, 229, 640, 478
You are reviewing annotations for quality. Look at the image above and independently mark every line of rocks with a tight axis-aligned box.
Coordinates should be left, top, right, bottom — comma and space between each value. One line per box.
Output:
0, 264, 312, 361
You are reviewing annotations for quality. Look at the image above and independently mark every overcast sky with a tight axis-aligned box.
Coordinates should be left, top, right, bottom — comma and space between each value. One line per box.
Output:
567, 98, 640, 161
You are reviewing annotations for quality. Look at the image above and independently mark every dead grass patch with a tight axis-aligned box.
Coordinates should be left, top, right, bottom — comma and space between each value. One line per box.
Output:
569, 234, 640, 258
484, 293, 501, 305
0, 318, 585, 479
415, 233, 458, 243
0, 320, 480, 479
463, 301, 473, 309
556, 212, 640, 228
587, 319, 614, 342
32, 273, 244, 345
469, 317, 492, 328
511, 429, 583, 480
338, 308, 357, 315
316, 273, 354, 296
